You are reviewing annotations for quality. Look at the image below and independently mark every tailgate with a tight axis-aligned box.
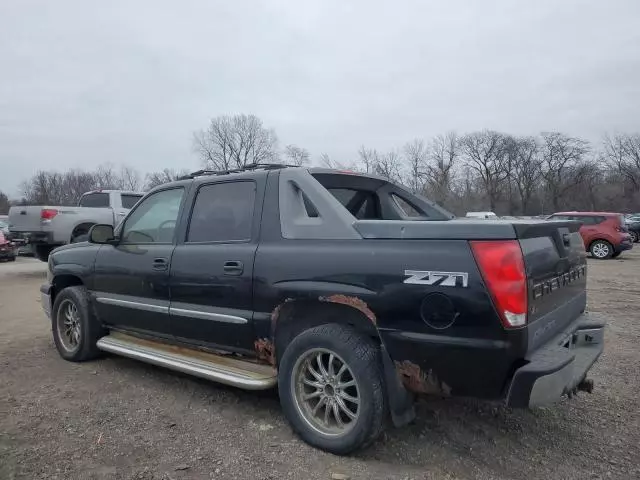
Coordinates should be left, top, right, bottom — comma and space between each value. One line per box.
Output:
8, 206, 47, 232
514, 220, 587, 352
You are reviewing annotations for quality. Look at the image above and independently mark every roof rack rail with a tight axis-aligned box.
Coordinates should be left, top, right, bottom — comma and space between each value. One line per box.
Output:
179, 163, 298, 180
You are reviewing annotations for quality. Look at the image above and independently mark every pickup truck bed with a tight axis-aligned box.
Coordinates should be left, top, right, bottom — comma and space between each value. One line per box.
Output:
38, 165, 603, 454
9, 190, 142, 261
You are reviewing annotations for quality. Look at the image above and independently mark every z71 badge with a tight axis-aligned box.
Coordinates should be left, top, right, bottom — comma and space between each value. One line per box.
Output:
403, 270, 469, 287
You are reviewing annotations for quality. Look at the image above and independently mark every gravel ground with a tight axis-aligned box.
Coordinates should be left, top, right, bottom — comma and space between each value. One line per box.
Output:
0, 254, 639, 480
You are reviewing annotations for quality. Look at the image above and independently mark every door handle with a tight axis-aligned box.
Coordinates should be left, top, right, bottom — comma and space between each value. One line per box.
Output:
153, 257, 168, 271
223, 261, 244, 275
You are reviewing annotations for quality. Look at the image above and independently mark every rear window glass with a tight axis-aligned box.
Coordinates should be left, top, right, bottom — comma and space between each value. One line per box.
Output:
327, 188, 380, 219
79, 193, 109, 208
121, 194, 143, 209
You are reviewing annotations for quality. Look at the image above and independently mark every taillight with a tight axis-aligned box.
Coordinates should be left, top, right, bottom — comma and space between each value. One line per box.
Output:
615, 226, 627, 233
41, 208, 58, 220
470, 240, 527, 329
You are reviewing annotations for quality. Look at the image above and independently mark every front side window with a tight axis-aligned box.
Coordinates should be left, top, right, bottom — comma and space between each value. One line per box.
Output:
187, 181, 256, 242
121, 188, 184, 244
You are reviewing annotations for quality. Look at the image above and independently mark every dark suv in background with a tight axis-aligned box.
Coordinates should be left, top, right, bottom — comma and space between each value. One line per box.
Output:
548, 212, 632, 259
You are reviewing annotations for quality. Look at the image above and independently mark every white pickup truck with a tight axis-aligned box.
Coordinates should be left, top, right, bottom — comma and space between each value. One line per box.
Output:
8, 190, 143, 261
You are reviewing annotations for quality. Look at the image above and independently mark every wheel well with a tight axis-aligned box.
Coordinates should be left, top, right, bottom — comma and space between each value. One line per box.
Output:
71, 223, 95, 240
51, 275, 83, 304
272, 300, 380, 364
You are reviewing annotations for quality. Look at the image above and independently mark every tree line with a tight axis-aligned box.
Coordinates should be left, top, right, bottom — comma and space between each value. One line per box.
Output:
3, 113, 640, 216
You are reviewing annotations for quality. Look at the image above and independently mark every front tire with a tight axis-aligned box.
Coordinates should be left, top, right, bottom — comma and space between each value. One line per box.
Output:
52, 286, 104, 361
590, 240, 613, 259
278, 324, 386, 455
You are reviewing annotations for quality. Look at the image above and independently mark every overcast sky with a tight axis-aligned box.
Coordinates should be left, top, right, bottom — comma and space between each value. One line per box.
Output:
1, 0, 639, 195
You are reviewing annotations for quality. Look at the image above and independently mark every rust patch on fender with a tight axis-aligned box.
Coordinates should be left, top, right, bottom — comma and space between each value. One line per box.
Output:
254, 338, 276, 366
395, 360, 452, 396
319, 294, 376, 324
270, 298, 295, 328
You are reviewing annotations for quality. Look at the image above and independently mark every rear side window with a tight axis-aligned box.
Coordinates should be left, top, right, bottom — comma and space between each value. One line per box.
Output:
121, 194, 142, 209
187, 181, 256, 242
79, 193, 109, 208
578, 216, 604, 225
391, 194, 423, 218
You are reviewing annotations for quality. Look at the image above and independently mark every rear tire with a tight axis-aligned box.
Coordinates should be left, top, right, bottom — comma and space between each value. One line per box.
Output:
51, 286, 104, 362
278, 324, 386, 455
590, 240, 613, 259
631, 231, 639, 243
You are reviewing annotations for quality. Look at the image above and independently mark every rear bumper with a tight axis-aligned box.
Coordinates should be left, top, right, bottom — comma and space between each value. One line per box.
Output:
10, 231, 55, 245
40, 283, 51, 319
506, 314, 604, 408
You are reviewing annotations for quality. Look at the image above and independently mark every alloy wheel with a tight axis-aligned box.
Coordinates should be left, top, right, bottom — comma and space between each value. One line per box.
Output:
56, 299, 81, 353
592, 242, 610, 259
291, 349, 360, 437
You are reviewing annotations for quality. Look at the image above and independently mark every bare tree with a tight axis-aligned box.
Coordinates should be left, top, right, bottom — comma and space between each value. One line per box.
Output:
93, 164, 122, 189
403, 139, 427, 193
373, 150, 402, 181
119, 165, 143, 191
21, 170, 98, 205
540, 132, 589, 211
358, 146, 402, 181
284, 144, 310, 166
193, 114, 279, 170
509, 136, 541, 214
460, 131, 508, 211
357, 146, 378, 174
603, 133, 640, 191
145, 169, 189, 190
425, 132, 459, 204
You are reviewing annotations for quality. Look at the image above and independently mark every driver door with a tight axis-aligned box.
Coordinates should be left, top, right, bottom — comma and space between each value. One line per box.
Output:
92, 187, 185, 337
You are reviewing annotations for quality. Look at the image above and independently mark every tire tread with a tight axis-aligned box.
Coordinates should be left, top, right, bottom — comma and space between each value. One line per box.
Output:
278, 323, 386, 454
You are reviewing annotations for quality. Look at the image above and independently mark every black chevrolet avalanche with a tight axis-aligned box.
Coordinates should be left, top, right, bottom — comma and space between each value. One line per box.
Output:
41, 164, 604, 454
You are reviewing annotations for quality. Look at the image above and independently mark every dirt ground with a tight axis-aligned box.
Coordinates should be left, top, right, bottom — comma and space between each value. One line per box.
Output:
0, 254, 639, 480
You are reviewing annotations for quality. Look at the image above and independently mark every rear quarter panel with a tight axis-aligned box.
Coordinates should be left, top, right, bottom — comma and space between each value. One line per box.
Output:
254, 239, 522, 398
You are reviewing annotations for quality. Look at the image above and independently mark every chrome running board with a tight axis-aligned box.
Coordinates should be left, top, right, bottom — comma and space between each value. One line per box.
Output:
96, 332, 277, 390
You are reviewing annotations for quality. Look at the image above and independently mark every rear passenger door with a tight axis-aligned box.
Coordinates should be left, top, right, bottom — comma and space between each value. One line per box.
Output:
168, 179, 263, 353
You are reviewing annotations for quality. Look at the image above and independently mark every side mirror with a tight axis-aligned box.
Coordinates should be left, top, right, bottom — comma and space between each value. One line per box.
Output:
89, 224, 116, 244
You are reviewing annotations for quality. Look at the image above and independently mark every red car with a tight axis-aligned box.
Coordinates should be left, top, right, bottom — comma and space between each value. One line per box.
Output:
0, 231, 17, 262
548, 211, 633, 259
